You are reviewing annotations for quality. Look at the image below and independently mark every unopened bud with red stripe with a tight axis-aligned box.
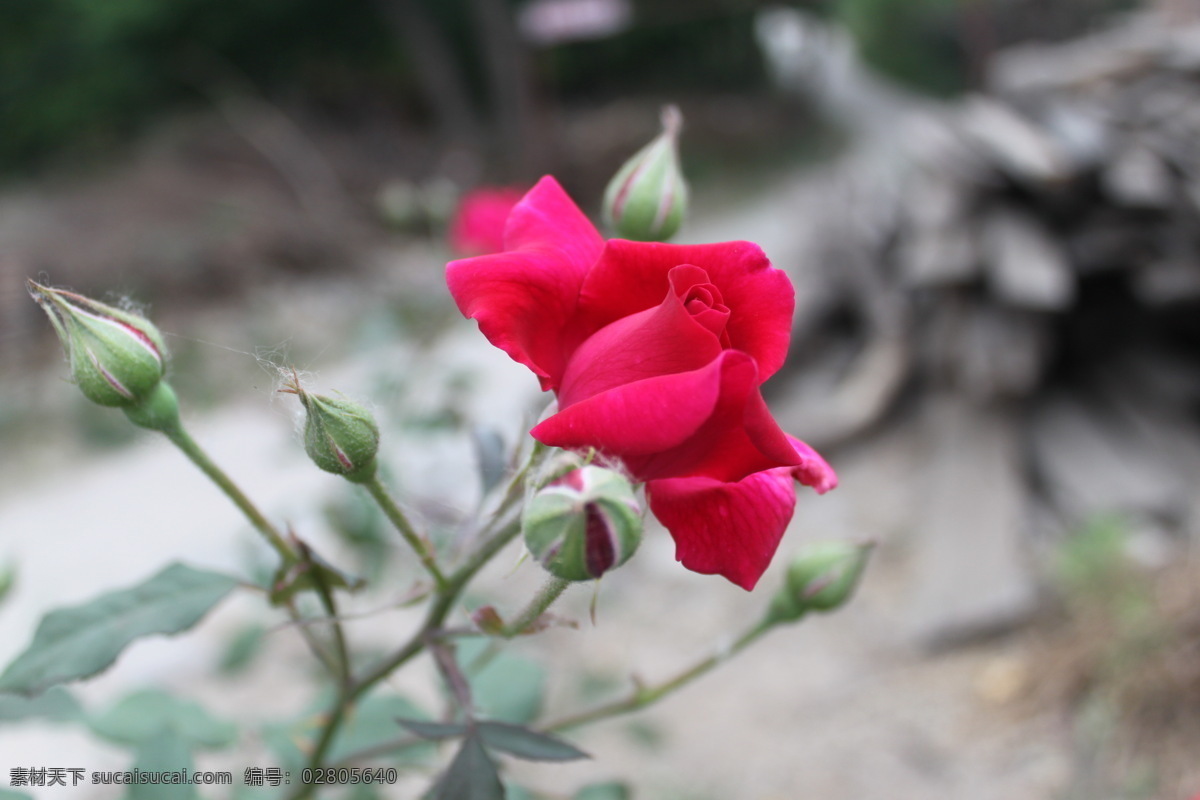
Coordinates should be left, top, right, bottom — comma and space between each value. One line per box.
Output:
523, 465, 643, 582
27, 280, 168, 408
603, 105, 688, 242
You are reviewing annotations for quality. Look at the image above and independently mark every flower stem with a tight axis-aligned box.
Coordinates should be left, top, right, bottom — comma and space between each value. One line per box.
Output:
544, 619, 774, 732
502, 575, 571, 638
306, 549, 353, 690
288, 442, 550, 799
362, 475, 447, 589
162, 425, 296, 566
287, 494, 528, 800
283, 600, 339, 678
323, 619, 776, 770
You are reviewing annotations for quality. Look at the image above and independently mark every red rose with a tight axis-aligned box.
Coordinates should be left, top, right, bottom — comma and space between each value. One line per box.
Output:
448, 186, 527, 256
447, 176, 836, 589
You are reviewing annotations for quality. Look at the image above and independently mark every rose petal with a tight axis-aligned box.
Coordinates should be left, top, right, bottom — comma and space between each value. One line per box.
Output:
647, 472, 798, 591
533, 350, 799, 483
647, 436, 838, 590
447, 176, 604, 390
557, 265, 727, 408
575, 240, 795, 381
787, 435, 839, 494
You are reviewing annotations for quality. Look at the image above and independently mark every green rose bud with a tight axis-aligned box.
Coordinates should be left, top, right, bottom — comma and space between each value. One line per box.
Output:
281, 374, 380, 483
603, 105, 689, 242
523, 466, 643, 582
766, 541, 873, 625
27, 280, 168, 408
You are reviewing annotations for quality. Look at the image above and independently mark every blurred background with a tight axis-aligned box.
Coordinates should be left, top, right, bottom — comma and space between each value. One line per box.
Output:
2, 0, 1200, 798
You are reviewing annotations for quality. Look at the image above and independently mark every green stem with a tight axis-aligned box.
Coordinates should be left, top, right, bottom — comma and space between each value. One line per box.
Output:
308, 557, 352, 690
325, 619, 777, 769
284, 600, 338, 678
288, 442, 548, 799
162, 425, 296, 565
350, 512, 523, 697
363, 475, 447, 589
502, 575, 570, 638
545, 620, 774, 732
429, 638, 474, 714
289, 512, 526, 800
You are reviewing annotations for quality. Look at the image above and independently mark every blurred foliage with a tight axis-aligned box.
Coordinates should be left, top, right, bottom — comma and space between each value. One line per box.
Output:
540, 3, 769, 98
1040, 514, 1200, 795
829, 0, 1140, 96
88, 688, 238, 749
323, 490, 390, 583
0, 0, 791, 177
0, 0, 1147, 175
217, 623, 269, 676
0, 563, 14, 609
0, 687, 84, 724
832, 0, 968, 95
1052, 515, 1163, 680
0, 0, 400, 174
1054, 513, 1149, 617
457, 638, 547, 725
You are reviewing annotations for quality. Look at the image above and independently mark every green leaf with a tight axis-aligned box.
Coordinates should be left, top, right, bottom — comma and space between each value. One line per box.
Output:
0, 686, 83, 723
266, 692, 433, 769
0, 563, 239, 696
460, 640, 545, 725
471, 425, 508, 494
323, 493, 388, 581
218, 623, 267, 675
89, 689, 236, 748
435, 732, 504, 800
574, 783, 631, 800
327, 692, 432, 763
126, 728, 198, 800
396, 718, 467, 741
260, 722, 307, 772
0, 562, 16, 607
477, 721, 589, 762
0, 790, 34, 800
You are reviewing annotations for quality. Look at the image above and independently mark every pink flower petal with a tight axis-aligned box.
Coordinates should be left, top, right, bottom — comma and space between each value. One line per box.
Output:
787, 435, 839, 494
557, 265, 727, 408
533, 350, 800, 483
447, 177, 604, 390
647, 471, 798, 591
647, 435, 838, 590
575, 240, 795, 381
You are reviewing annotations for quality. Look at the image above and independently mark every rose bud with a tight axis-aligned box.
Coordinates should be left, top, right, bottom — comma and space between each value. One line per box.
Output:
523, 465, 643, 582
27, 280, 168, 408
448, 185, 525, 256
603, 104, 688, 242
766, 541, 873, 624
281, 375, 380, 483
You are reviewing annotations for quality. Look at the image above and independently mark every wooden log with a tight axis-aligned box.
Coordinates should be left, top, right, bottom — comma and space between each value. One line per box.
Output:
1104, 143, 1175, 207
1028, 391, 1183, 522
921, 297, 1051, 400
981, 208, 1075, 310
958, 98, 1072, 183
